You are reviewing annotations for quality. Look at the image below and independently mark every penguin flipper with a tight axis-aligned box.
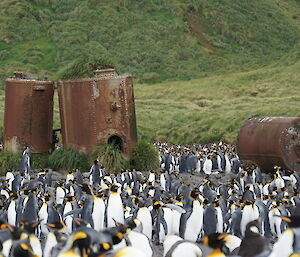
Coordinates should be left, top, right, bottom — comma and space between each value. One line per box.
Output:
179, 211, 192, 238
164, 204, 186, 214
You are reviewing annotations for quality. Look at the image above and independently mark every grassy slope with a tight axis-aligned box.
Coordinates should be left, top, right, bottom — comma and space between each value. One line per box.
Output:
0, 0, 299, 83
135, 56, 300, 144
0, 0, 300, 143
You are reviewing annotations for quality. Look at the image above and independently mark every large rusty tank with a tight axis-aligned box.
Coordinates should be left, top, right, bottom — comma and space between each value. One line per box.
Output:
4, 72, 54, 153
237, 117, 300, 172
57, 69, 137, 156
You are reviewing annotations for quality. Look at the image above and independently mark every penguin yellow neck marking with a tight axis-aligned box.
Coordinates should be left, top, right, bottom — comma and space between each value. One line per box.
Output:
208, 249, 225, 257
60, 249, 80, 257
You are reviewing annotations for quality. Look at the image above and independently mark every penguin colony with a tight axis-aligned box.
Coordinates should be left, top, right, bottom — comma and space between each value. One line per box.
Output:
0, 142, 300, 257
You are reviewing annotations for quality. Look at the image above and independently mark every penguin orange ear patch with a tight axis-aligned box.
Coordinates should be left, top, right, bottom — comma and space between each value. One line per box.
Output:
101, 242, 111, 250
116, 232, 123, 240
20, 243, 29, 250
0, 224, 7, 229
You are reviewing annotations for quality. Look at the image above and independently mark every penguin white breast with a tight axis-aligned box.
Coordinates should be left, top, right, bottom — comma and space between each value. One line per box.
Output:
127, 231, 152, 257
44, 232, 58, 257
271, 228, 294, 257
136, 207, 152, 239
56, 187, 65, 204
29, 234, 43, 257
7, 200, 16, 226
170, 242, 202, 257
107, 193, 124, 226
2, 239, 13, 257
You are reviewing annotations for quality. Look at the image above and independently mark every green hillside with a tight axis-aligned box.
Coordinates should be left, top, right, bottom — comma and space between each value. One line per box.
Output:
136, 55, 300, 143
0, 0, 300, 144
0, 0, 299, 84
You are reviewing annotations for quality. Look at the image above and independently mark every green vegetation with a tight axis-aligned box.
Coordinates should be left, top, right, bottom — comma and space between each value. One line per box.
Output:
91, 143, 130, 172
0, 152, 20, 174
0, 0, 299, 146
0, 0, 299, 84
32, 154, 49, 169
48, 148, 89, 171
132, 141, 160, 171
135, 55, 300, 144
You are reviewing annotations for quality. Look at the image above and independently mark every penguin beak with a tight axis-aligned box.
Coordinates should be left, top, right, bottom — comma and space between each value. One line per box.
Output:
277, 215, 292, 223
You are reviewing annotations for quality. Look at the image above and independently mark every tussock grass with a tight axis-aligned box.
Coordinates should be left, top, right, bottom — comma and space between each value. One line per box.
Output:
91, 143, 130, 172
131, 141, 160, 171
48, 148, 89, 171
0, 152, 20, 174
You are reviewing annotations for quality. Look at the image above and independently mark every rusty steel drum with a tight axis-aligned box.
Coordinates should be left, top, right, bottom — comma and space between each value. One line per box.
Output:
237, 117, 300, 173
4, 74, 54, 153
57, 69, 137, 156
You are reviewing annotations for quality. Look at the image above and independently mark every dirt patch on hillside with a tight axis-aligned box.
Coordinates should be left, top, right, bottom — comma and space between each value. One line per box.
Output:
184, 10, 216, 53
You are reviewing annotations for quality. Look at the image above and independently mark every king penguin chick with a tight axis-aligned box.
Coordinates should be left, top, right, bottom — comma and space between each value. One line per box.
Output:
238, 219, 270, 257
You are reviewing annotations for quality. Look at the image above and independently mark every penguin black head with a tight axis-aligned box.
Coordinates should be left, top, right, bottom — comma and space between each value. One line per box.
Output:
213, 200, 219, 207
73, 218, 89, 229
19, 220, 40, 234
105, 226, 126, 245
64, 196, 76, 202
245, 219, 261, 237
176, 194, 183, 202
12, 243, 36, 257
153, 201, 162, 211
203, 233, 226, 249
78, 184, 92, 194
98, 242, 112, 253
203, 198, 210, 205
245, 200, 253, 205
68, 170, 72, 174
10, 193, 18, 200
132, 197, 139, 206
72, 231, 91, 256
190, 188, 200, 200
245, 184, 250, 190
6, 224, 26, 240
47, 221, 66, 231
111, 184, 119, 193
97, 191, 105, 198
44, 193, 51, 202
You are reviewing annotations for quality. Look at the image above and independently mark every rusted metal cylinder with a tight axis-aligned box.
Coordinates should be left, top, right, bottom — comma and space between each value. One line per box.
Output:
237, 117, 300, 172
3, 74, 54, 153
57, 69, 137, 156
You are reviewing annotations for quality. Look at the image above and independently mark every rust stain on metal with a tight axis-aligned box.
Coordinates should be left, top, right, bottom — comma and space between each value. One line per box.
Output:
3, 73, 54, 153
237, 117, 300, 173
57, 69, 137, 156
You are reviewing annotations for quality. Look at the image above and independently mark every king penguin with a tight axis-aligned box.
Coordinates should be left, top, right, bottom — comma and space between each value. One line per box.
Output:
179, 188, 203, 242
107, 184, 124, 227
